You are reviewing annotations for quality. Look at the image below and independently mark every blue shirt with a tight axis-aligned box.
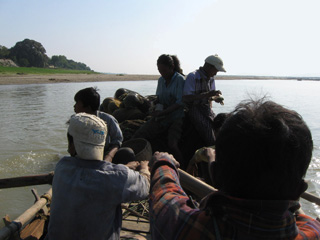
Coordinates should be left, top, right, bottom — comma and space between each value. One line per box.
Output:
97, 111, 123, 153
156, 72, 185, 124
183, 68, 216, 106
47, 156, 150, 240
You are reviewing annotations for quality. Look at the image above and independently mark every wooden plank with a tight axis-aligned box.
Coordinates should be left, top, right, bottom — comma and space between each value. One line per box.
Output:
20, 218, 45, 240
0, 189, 52, 240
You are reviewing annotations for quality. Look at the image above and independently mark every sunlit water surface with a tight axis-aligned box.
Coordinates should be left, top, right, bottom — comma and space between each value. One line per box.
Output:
0, 79, 320, 227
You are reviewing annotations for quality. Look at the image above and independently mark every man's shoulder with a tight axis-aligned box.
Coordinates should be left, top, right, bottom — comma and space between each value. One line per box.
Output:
57, 156, 75, 165
57, 156, 105, 168
98, 111, 113, 119
186, 69, 200, 80
296, 213, 320, 238
174, 72, 185, 80
97, 111, 118, 122
56, 158, 130, 177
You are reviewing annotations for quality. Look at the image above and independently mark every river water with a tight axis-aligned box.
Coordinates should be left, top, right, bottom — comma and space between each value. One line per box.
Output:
0, 79, 320, 227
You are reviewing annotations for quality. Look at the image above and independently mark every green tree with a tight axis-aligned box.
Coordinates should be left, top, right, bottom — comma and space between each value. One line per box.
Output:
50, 55, 69, 68
49, 55, 91, 71
0, 45, 9, 59
9, 39, 49, 67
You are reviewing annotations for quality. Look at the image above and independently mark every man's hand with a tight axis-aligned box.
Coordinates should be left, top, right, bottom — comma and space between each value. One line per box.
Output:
140, 160, 149, 170
212, 95, 224, 105
126, 161, 140, 170
202, 148, 216, 163
149, 151, 180, 169
104, 154, 113, 163
126, 161, 150, 171
207, 90, 222, 98
186, 147, 215, 176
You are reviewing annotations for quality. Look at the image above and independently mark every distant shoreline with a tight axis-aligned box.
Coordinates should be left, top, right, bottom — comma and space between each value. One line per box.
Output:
0, 73, 319, 85
0, 74, 161, 85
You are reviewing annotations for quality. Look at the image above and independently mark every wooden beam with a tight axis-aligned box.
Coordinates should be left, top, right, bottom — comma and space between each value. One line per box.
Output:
0, 189, 52, 240
178, 169, 320, 207
0, 172, 53, 189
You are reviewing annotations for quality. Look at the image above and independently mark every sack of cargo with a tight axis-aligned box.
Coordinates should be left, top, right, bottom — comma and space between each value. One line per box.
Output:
113, 108, 146, 123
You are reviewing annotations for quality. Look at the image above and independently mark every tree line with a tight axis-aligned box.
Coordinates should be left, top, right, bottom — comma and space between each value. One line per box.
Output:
0, 39, 91, 71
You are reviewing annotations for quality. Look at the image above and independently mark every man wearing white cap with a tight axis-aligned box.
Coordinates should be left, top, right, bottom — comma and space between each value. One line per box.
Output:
183, 54, 226, 146
46, 113, 150, 240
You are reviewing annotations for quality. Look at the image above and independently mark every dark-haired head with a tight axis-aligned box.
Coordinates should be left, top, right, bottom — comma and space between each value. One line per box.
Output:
74, 87, 100, 112
212, 113, 229, 137
212, 98, 313, 200
157, 54, 183, 76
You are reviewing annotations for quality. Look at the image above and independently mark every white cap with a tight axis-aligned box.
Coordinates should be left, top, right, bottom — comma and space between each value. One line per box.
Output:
68, 113, 107, 160
205, 54, 226, 72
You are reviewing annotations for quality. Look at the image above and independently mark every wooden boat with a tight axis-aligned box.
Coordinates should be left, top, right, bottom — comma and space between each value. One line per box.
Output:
2, 89, 320, 239
1, 168, 320, 240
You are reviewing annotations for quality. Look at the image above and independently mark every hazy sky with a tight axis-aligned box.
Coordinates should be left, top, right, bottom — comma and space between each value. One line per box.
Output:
1, 0, 319, 76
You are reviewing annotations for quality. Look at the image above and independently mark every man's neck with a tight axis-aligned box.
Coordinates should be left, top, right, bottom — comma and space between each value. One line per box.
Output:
199, 67, 209, 79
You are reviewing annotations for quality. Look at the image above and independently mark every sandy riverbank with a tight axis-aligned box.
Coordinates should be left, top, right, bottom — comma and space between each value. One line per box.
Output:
0, 73, 161, 85
0, 73, 311, 85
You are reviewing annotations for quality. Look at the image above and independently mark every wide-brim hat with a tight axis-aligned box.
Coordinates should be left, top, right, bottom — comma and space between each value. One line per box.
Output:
205, 54, 226, 72
68, 113, 107, 161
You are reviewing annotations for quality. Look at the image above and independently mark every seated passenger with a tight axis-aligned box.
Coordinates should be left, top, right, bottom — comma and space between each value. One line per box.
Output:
149, 98, 320, 239
183, 54, 226, 146
74, 87, 123, 162
47, 113, 150, 240
132, 54, 185, 167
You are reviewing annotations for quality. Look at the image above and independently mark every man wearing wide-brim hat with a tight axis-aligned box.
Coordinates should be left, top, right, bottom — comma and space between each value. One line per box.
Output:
183, 54, 226, 146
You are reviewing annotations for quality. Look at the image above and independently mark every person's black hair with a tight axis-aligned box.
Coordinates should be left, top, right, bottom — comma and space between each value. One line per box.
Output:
213, 98, 313, 200
113, 147, 136, 165
74, 87, 100, 111
157, 54, 184, 75
67, 132, 73, 144
212, 113, 229, 133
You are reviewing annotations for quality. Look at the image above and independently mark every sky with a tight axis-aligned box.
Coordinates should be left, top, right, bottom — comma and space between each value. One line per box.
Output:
1, 0, 320, 77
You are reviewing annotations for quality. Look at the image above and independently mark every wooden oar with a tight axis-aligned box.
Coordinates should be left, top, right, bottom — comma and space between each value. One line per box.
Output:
178, 169, 216, 199
2, 170, 320, 205
0, 188, 52, 240
301, 192, 320, 206
178, 169, 320, 206
0, 172, 54, 189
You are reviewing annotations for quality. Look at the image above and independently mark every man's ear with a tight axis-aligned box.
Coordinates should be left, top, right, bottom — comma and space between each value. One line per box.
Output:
209, 161, 221, 189
68, 141, 76, 157
291, 179, 308, 200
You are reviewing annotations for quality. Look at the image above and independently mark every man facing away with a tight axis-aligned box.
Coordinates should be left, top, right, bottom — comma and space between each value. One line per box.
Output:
183, 54, 225, 146
149, 99, 320, 239
73, 87, 123, 162
46, 113, 150, 240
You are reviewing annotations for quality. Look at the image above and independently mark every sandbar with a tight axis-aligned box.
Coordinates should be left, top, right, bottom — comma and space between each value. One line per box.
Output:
0, 74, 161, 85
0, 73, 309, 85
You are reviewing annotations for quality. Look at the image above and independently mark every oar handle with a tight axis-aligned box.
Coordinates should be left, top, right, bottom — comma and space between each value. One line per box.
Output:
178, 169, 320, 206
301, 191, 320, 206
0, 172, 54, 189
178, 169, 216, 199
